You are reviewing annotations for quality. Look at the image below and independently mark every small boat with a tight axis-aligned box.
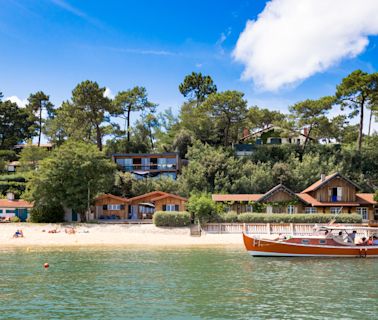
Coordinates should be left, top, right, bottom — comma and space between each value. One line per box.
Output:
243, 226, 378, 258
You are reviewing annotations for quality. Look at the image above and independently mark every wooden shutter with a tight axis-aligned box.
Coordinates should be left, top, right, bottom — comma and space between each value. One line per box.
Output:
103, 205, 107, 210
120, 205, 125, 210
162, 205, 166, 211
175, 205, 179, 211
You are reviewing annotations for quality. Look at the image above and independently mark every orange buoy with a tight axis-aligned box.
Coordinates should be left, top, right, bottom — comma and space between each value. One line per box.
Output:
44, 263, 49, 268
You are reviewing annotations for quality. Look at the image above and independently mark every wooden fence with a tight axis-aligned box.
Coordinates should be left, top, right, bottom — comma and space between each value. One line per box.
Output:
202, 223, 367, 236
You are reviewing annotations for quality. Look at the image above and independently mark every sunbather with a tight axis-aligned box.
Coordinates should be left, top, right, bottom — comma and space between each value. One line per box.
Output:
13, 229, 23, 238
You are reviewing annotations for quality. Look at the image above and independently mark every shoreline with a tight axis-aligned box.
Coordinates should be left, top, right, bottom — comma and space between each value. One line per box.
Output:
0, 223, 244, 249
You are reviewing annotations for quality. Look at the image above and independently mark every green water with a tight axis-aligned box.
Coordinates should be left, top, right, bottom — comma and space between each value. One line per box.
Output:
0, 247, 377, 319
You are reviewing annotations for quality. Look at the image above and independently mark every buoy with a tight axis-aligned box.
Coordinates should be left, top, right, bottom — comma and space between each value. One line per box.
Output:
44, 263, 49, 268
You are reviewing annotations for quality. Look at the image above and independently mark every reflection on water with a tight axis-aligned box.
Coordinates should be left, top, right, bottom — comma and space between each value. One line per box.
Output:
0, 247, 377, 319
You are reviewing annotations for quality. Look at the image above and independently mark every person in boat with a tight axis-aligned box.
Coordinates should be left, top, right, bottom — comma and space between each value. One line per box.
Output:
276, 233, 286, 241
356, 237, 368, 245
372, 236, 378, 245
334, 231, 344, 243
347, 230, 357, 243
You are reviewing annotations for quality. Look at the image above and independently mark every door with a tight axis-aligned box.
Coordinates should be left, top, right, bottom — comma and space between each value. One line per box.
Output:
16, 209, 28, 222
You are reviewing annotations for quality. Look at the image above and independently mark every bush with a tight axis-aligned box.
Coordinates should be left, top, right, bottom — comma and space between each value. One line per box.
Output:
220, 211, 238, 223
153, 211, 191, 227
187, 193, 216, 223
30, 204, 65, 223
10, 216, 20, 223
236, 213, 362, 224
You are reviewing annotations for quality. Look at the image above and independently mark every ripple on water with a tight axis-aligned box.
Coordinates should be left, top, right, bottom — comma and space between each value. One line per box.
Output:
0, 247, 377, 319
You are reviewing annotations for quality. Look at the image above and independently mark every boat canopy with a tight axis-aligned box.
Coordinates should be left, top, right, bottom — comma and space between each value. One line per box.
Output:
316, 225, 378, 231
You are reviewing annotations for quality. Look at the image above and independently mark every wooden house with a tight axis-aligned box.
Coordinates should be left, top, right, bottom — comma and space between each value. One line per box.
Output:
212, 173, 377, 222
94, 191, 187, 220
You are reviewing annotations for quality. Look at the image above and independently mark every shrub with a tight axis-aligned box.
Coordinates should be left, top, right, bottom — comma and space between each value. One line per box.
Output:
237, 213, 362, 224
10, 216, 20, 223
30, 204, 65, 223
220, 211, 238, 223
153, 211, 191, 227
187, 193, 216, 223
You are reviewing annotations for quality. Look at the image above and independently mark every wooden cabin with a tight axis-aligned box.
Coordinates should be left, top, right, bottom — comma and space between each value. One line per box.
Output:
212, 173, 377, 222
94, 191, 187, 220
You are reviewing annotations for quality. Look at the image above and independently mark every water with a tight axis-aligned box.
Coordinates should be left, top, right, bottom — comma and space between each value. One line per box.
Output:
0, 247, 377, 319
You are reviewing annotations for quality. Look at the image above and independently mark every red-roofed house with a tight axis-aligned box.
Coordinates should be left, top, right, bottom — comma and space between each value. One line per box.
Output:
0, 194, 33, 221
94, 191, 187, 220
212, 173, 377, 222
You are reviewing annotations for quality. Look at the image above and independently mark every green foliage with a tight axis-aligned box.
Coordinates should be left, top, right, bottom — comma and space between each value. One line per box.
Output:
247, 106, 285, 131
236, 213, 362, 224
29, 204, 65, 223
25, 140, 116, 220
18, 144, 49, 172
10, 216, 21, 223
113, 86, 156, 142
186, 193, 216, 223
179, 72, 217, 104
336, 70, 378, 151
0, 99, 35, 149
153, 211, 191, 227
221, 211, 238, 223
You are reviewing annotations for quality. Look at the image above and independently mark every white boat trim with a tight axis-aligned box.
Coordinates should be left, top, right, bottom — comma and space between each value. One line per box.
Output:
248, 251, 378, 258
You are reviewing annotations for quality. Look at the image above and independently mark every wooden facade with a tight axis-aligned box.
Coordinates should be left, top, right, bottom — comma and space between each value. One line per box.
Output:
212, 173, 377, 222
94, 191, 187, 220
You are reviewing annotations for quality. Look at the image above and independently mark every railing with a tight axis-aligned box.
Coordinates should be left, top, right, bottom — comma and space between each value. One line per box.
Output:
119, 164, 177, 171
202, 223, 368, 236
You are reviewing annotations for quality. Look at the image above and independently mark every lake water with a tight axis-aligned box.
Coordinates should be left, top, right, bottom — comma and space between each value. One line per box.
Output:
0, 247, 377, 319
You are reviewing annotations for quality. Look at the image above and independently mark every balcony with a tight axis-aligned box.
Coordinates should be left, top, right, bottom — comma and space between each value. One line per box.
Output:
119, 164, 177, 172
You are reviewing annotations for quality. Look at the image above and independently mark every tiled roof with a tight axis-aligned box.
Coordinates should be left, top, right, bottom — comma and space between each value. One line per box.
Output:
356, 193, 377, 204
127, 191, 168, 202
212, 194, 263, 202
301, 173, 339, 193
151, 194, 187, 202
0, 199, 33, 208
96, 194, 128, 203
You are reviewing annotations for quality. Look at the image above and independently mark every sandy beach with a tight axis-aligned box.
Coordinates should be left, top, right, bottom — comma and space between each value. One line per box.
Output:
0, 223, 244, 248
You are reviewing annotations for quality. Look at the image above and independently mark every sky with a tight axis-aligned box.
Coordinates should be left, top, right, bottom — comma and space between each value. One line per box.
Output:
1, 0, 378, 133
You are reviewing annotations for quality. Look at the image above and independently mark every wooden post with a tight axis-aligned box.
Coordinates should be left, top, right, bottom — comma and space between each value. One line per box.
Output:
290, 223, 294, 236
267, 223, 271, 235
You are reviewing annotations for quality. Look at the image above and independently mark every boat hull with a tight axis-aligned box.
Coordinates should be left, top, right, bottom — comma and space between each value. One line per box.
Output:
243, 233, 378, 258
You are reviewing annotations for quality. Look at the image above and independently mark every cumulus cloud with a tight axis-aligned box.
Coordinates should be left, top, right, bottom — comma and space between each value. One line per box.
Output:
233, 0, 378, 91
103, 87, 114, 99
5, 96, 28, 108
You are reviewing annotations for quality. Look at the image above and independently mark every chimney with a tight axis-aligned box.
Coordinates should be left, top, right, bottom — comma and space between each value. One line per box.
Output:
6, 192, 15, 201
320, 174, 326, 182
242, 128, 250, 139
303, 127, 309, 137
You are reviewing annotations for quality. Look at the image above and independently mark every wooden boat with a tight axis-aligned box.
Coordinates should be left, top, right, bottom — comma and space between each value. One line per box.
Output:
243, 226, 378, 258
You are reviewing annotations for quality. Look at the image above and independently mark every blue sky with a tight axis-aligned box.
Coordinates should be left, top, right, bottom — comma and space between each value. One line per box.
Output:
1, 0, 378, 131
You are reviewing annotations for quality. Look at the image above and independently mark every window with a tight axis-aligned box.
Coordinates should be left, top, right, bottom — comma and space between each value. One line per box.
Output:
356, 207, 368, 221
301, 239, 309, 244
287, 205, 295, 214
329, 187, 342, 202
245, 205, 253, 213
107, 204, 121, 211
305, 207, 317, 214
157, 158, 176, 169
330, 207, 342, 214
6, 209, 15, 214
163, 204, 179, 212
319, 239, 326, 244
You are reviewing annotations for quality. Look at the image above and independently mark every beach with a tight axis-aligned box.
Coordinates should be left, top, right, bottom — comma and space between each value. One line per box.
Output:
0, 223, 243, 248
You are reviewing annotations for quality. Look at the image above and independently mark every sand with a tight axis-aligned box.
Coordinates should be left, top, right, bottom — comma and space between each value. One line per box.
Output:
0, 223, 244, 248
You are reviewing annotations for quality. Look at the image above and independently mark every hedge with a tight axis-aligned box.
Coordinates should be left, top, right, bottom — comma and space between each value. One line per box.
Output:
233, 213, 362, 224
153, 211, 191, 227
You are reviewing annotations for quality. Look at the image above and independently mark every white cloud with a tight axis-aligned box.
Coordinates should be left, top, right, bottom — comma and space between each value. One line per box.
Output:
103, 87, 114, 99
233, 0, 378, 91
5, 96, 27, 108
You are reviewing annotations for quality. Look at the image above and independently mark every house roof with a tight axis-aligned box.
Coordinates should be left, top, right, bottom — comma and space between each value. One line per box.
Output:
240, 125, 314, 142
212, 194, 263, 202
0, 199, 33, 208
151, 194, 187, 202
301, 172, 360, 194
96, 194, 128, 203
356, 193, 377, 205
257, 184, 310, 204
127, 191, 168, 202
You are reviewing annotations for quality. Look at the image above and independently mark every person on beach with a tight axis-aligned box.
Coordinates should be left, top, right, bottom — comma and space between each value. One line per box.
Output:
13, 229, 23, 238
